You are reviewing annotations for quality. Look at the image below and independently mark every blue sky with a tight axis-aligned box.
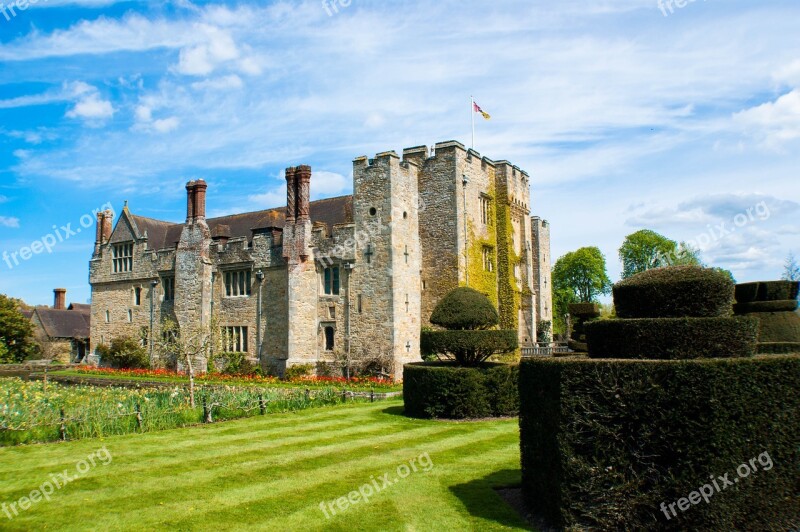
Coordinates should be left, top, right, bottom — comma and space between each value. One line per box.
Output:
0, 0, 798, 306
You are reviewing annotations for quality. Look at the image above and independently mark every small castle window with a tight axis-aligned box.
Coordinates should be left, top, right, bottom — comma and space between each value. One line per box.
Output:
224, 270, 252, 297
112, 243, 134, 273
162, 276, 175, 302
357, 294, 363, 313
323, 267, 340, 295
480, 196, 493, 226
482, 246, 495, 272
127, 309, 133, 322
105, 310, 110, 323
403, 211, 408, 219
324, 326, 335, 351
222, 326, 248, 353
369, 207, 377, 216
134, 287, 142, 306
329, 306, 336, 319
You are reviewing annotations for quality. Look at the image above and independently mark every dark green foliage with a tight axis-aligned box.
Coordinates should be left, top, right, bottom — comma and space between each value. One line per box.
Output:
585, 317, 758, 359
758, 342, 800, 354
536, 320, 552, 343
284, 363, 313, 379
752, 311, 800, 343
568, 303, 601, 318
98, 337, 150, 369
736, 281, 800, 302
734, 300, 799, 313
421, 330, 518, 366
211, 352, 260, 375
618, 229, 697, 279
429, 287, 499, 330
403, 362, 518, 419
519, 356, 800, 530
0, 294, 36, 363
614, 266, 735, 319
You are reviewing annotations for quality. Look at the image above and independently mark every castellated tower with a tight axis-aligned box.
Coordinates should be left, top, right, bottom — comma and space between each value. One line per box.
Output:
531, 216, 553, 327
350, 152, 422, 380
283, 166, 318, 369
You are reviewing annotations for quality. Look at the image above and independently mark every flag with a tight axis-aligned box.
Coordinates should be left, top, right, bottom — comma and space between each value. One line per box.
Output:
473, 102, 491, 120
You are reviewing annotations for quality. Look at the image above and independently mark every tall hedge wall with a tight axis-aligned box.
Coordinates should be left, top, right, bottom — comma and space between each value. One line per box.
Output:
519, 356, 800, 530
403, 362, 518, 419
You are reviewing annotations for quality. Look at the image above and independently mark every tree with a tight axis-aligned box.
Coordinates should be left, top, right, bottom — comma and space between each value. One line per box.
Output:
97, 337, 149, 369
552, 247, 612, 303
783, 253, 800, 282
0, 294, 36, 363
619, 230, 701, 279
552, 285, 578, 336
421, 287, 518, 366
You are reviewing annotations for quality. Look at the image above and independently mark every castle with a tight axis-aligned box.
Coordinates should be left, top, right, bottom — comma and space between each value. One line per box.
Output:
88, 141, 552, 379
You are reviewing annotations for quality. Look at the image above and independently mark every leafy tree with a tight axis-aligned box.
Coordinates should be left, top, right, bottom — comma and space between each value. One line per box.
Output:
783, 252, 800, 282
97, 337, 149, 369
552, 247, 612, 303
552, 285, 578, 336
0, 340, 10, 364
619, 230, 702, 279
0, 294, 36, 363
422, 287, 518, 366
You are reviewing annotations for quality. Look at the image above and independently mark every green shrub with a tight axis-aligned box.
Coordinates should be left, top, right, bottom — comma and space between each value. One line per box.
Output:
585, 317, 758, 359
421, 330, 518, 366
757, 342, 800, 354
568, 303, 601, 318
100, 337, 149, 369
757, 281, 800, 301
536, 320, 552, 343
519, 356, 800, 530
429, 287, 499, 330
210, 352, 259, 375
613, 266, 734, 319
285, 363, 314, 380
753, 311, 800, 343
733, 300, 798, 313
403, 362, 518, 419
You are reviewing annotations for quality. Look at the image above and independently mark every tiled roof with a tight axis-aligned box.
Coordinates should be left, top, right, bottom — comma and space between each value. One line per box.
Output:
131, 195, 353, 250
34, 306, 90, 340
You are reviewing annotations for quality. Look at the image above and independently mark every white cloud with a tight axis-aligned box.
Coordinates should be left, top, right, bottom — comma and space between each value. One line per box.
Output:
733, 90, 800, 150
175, 25, 240, 76
152, 117, 180, 133
191, 75, 244, 91
0, 216, 20, 228
66, 93, 115, 121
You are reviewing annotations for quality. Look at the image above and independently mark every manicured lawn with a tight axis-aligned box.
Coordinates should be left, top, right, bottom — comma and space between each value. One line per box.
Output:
0, 399, 531, 531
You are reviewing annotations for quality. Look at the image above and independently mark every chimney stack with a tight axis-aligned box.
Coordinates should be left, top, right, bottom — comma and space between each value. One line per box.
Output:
186, 181, 196, 223
194, 180, 208, 220
285, 167, 297, 223
54, 288, 66, 310
101, 211, 113, 242
296, 165, 311, 221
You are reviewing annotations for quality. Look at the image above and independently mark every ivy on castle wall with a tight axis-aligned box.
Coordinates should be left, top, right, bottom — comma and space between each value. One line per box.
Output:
495, 197, 521, 331
466, 219, 499, 308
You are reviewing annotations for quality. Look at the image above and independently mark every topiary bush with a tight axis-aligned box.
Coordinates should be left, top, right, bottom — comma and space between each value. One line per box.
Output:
519, 355, 800, 530
754, 312, 800, 343
422, 287, 518, 366
429, 287, 500, 330
403, 362, 518, 419
586, 317, 758, 359
733, 300, 799, 313
614, 266, 734, 319
758, 342, 800, 354
734, 282, 800, 350
736, 281, 799, 303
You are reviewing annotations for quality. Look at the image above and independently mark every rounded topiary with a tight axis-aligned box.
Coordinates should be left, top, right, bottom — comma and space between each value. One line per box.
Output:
568, 303, 601, 319
613, 266, 734, 319
735, 282, 760, 303
429, 287, 499, 330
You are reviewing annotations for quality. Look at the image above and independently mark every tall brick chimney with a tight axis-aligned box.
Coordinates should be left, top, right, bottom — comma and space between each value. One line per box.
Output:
296, 165, 311, 221
101, 210, 113, 242
285, 167, 297, 223
54, 288, 66, 310
194, 180, 207, 220
186, 181, 196, 223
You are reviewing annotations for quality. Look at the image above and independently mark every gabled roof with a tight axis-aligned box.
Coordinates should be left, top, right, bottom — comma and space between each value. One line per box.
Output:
128, 195, 354, 250
34, 306, 90, 340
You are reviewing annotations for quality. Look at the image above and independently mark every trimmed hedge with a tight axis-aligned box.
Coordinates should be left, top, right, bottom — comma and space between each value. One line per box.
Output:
614, 266, 734, 319
736, 281, 800, 303
403, 362, 518, 419
429, 287, 499, 330
568, 303, 601, 318
758, 342, 800, 354
733, 300, 799, 314
585, 317, 758, 359
519, 356, 800, 530
754, 311, 800, 343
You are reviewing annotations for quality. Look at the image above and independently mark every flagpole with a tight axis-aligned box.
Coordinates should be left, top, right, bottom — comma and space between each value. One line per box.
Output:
470, 95, 475, 150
